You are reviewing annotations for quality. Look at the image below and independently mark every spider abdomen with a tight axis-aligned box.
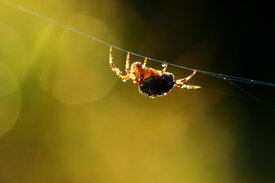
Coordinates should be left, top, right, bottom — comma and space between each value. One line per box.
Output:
138, 73, 175, 98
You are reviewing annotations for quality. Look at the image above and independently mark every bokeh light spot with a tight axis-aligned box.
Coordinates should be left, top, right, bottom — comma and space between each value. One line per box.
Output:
38, 14, 117, 104
0, 23, 29, 84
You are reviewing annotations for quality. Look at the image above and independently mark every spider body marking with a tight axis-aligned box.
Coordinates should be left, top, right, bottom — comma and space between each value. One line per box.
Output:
109, 47, 200, 98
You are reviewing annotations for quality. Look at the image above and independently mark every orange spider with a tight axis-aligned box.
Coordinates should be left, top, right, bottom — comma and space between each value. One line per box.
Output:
109, 47, 200, 98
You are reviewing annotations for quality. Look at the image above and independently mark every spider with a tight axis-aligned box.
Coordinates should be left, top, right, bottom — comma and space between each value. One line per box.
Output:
109, 47, 201, 98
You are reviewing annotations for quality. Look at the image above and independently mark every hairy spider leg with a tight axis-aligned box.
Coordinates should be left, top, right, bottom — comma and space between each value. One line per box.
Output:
142, 58, 147, 68
126, 52, 131, 74
176, 70, 197, 83
161, 62, 168, 74
109, 47, 130, 81
176, 83, 201, 89
175, 70, 201, 89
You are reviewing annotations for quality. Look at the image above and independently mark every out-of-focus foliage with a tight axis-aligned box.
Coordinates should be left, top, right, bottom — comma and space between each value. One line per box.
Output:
0, 0, 274, 183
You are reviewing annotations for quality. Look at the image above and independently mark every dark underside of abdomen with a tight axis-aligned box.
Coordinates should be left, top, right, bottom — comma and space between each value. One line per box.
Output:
138, 74, 175, 98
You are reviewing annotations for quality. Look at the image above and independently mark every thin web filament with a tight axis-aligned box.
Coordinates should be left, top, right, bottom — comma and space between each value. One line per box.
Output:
0, 0, 274, 111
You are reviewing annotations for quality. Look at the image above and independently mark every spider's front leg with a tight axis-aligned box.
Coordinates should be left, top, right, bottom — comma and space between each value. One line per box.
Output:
142, 58, 147, 68
125, 52, 131, 74
109, 47, 130, 81
175, 70, 201, 89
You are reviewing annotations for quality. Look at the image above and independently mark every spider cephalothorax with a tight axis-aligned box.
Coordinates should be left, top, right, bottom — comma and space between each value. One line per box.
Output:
109, 47, 200, 98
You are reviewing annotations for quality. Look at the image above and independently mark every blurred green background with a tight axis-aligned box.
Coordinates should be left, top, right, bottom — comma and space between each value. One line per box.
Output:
0, 0, 274, 183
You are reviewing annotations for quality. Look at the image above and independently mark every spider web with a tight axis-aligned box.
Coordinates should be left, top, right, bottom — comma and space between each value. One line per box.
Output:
1, 0, 274, 111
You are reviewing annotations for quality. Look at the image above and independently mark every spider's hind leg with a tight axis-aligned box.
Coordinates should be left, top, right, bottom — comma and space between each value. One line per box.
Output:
109, 47, 130, 81
175, 70, 200, 89
161, 62, 168, 74
176, 70, 197, 83
175, 83, 201, 89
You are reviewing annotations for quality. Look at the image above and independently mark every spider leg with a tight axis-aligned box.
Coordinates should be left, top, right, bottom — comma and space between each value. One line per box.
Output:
175, 83, 201, 89
175, 70, 200, 89
176, 70, 197, 83
126, 52, 131, 74
142, 58, 147, 68
161, 62, 168, 74
109, 47, 130, 81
